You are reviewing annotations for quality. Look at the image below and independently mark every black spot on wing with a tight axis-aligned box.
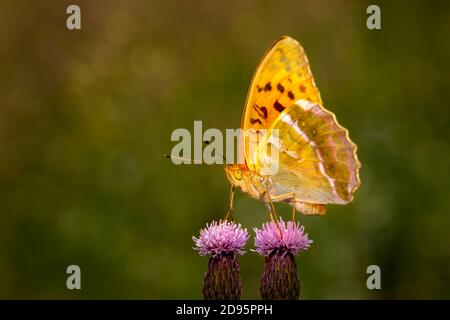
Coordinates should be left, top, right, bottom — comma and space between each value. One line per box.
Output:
263, 82, 272, 92
288, 91, 295, 100
253, 104, 268, 119
274, 101, 285, 112
277, 83, 285, 93
260, 106, 268, 119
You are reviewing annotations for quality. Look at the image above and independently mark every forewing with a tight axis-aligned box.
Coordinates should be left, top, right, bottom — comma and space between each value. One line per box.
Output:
241, 36, 322, 170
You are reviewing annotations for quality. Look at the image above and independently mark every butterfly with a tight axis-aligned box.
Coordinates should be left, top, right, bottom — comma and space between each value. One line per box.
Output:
224, 36, 361, 216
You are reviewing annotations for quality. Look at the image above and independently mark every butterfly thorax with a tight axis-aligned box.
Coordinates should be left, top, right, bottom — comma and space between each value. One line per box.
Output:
224, 164, 266, 200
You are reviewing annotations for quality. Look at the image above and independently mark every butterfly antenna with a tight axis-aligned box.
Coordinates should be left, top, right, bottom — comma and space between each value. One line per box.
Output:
203, 140, 232, 165
164, 140, 233, 165
164, 154, 196, 164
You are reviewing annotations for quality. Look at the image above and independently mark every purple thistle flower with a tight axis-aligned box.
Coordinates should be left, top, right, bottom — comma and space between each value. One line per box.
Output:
193, 220, 249, 300
254, 218, 313, 256
193, 220, 249, 257
254, 218, 313, 300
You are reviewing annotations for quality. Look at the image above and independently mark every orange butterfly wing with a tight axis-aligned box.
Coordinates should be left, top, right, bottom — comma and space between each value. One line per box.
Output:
241, 36, 322, 169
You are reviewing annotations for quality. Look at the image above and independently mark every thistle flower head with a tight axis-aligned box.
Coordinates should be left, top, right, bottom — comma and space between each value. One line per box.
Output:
193, 220, 248, 300
193, 220, 249, 257
254, 218, 313, 256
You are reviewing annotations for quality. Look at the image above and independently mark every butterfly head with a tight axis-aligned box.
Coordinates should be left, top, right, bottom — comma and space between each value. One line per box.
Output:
225, 164, 249, 188
225, 163, 265, 199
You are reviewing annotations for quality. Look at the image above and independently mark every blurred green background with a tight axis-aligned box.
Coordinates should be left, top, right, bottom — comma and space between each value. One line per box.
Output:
0, 0, 449, 299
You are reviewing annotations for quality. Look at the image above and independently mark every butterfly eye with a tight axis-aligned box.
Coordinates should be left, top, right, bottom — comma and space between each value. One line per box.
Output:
233, 170, 242, 180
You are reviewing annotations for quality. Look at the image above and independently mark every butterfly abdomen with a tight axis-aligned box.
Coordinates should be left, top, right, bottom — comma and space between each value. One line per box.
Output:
291, 201, 326, 215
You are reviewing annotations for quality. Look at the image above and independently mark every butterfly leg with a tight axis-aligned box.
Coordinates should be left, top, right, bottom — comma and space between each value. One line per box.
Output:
223, 185, 235, 221
269, 192, 296, 202
261, 191, 275, 220
261, 191, 284, 239
267, 192, 298, 221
